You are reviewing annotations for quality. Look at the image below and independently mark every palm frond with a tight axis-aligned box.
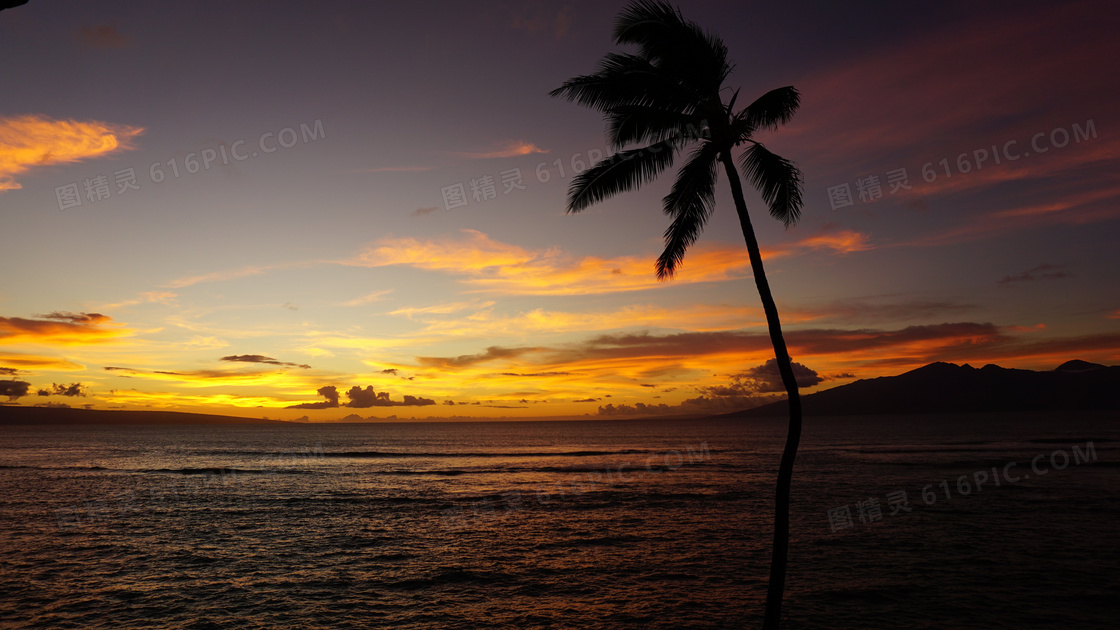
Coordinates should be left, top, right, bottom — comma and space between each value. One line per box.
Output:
606, 104, 702, 150
566, 139, 679, 213
738, 142, 804, 227
549, 53, 693, 114
735, 86, 800, 137
613, 0, 731, 95
656, 142, 719, 279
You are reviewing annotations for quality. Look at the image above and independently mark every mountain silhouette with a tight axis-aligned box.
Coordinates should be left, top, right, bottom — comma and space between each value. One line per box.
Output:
0, 406, 285, 425
737, 360, 1120, 417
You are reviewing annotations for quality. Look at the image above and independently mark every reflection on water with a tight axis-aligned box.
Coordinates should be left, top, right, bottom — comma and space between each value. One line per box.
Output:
1, 413, 1117, 628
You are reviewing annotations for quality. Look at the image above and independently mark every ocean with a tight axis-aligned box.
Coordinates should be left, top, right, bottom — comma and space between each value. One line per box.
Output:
1, 413, 1116, 629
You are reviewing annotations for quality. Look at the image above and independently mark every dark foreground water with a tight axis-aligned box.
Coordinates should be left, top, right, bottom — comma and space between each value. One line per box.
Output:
1, 413, 1117, 629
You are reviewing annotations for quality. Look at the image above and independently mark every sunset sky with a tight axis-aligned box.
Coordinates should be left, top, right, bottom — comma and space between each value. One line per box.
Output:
1, 0, 1118, 420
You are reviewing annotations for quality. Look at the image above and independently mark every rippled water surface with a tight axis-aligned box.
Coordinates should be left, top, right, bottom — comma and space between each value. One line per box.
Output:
1, 413, 1117, 628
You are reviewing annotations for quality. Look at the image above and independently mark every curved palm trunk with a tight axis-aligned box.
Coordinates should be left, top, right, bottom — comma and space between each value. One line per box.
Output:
719, 154, 803, 629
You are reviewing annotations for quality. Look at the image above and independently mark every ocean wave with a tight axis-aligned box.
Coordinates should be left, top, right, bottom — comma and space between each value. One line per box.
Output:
140, 467, 313, 475
193, 448, 669, 459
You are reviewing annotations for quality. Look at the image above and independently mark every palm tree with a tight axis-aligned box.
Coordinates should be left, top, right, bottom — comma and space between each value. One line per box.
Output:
550, 2, 804, 627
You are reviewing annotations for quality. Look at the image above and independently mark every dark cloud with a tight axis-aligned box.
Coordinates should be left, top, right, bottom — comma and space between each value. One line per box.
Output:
0, 367, 18, 376
412, 206, 440, 216
220, 354, 311, 369
381, 368, 399, 375
960, 332, 1120, 363
496, 371, 571, 377
36, 312, 109, 324
287, 385, 340, 409
415, 324, 1006, 376
597, 393, 782, 416
345, 386, 387, 408
77, 24, 130, 49
573, 397, 600, 403
443, 400, 455, 405
733, 359, 823, 393
1, 312, 116, 343
570, 331, 769, 361
37, 382, 87, 397
105, 362, 298, 381
790, 323, 1006, 357
802, 299, 976, 324
562, 325, 1005, 363
597, 402, 673, 416
997, 264, 1070, 286
0, 379, 31, 401
345, 386, 436, 408
417, 346, 538, 369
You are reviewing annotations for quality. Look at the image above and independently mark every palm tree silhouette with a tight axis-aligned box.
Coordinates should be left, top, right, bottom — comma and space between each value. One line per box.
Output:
550, 2, 804, 627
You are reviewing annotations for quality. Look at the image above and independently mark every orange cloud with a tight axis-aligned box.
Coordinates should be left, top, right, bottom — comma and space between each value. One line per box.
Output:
350, 229, 871, 295
0, 115, 143, 192
343, 289, 395, 306
0, 352, 85, 371
453, 141, 548, 159
0, 312, 130, 345
784, 229, 872, 256
393, 302, 771, 339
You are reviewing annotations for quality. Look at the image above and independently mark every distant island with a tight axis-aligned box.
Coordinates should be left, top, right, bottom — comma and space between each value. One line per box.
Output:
2, 360, 1117, 425
736, 360, 1120, 417
0, 406, 285, 426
